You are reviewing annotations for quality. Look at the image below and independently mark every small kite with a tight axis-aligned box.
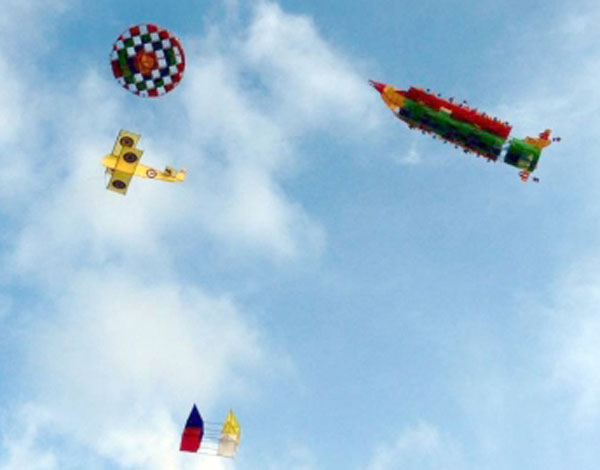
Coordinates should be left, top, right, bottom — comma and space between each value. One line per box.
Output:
110, 23, 185, 97
101, 129, 186, 195
180, 405, 241, 458
370, 80, 560, 182
180, 404, 204, 453
217, 410, 242, 458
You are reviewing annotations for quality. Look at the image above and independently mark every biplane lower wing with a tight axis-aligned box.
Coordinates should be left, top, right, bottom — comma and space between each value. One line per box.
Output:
107, 170, 134, 195
102, 147, 143, 195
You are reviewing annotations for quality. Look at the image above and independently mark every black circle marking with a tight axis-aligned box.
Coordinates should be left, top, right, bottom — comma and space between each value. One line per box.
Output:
120, 136, 134, 147
123, 152, 138, 163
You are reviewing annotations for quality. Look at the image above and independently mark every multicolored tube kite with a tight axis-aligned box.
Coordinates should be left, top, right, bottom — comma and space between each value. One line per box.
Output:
370, 80, 559, 182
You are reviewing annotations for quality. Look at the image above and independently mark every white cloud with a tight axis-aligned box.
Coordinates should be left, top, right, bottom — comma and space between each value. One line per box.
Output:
546, 259, 600, 424
0, 0, 72, 201
515, 2, 600, 424
0, 51, 46, 203
366, 422, 463, 470
1, 0, 389, 264
3, 270, 267, 470
0, 402, 236, 470
271, 445, 318, 470
176, 55, 325, 258
496, 1, 600, 135
0, 1, 374, 468
0, 405, 58, 470
32, 272, 264, 406
0, 0, 70, 43
242, 2, 381, 134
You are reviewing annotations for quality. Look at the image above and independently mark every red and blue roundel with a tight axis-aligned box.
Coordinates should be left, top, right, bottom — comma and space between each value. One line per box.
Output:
110, 24, 185, 98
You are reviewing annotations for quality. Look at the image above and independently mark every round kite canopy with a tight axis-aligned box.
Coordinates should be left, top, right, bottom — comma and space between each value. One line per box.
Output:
110, 24, 185, 98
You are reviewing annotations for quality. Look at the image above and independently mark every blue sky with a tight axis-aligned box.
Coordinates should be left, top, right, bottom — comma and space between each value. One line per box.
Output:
1, 0, 600, 469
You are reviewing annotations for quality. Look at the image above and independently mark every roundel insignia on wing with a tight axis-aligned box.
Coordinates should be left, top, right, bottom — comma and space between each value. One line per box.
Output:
110, 24, 186, 98
123, 152, 138, 163
119, 136, 134, 147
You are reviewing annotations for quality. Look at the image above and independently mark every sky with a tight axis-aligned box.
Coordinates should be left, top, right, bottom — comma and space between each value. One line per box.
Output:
1, 0, 600, 469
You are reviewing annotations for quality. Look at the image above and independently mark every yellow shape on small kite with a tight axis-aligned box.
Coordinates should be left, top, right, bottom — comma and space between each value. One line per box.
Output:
217, 410, 241, 457
221, 410, 241, 442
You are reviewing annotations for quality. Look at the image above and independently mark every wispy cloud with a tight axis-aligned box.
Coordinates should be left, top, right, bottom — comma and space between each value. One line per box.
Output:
242, 2, 381, 133
0, 404, 58, 470
366, 422, 463, 470
263, 443, 319, 470
0, 0, 384, 468
545, 258, 600, 425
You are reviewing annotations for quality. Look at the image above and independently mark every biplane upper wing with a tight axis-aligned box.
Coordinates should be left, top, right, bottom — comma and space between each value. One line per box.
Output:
104, 130, 144, 195
112, 130, 140, 156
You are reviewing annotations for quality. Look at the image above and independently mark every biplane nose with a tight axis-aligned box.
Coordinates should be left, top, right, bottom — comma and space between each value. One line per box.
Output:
369, 80, 386, 94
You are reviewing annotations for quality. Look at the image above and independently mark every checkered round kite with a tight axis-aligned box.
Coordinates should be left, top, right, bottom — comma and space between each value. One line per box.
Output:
111, 24, 185, 97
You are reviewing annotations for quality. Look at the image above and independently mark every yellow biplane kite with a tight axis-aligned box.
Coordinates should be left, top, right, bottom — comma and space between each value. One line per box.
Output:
101, 129, 186, 195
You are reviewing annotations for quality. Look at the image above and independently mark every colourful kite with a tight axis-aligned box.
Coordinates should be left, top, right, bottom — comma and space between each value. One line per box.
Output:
180, 405, 204, 452
110, 23, 185, 97
217, 410, 241, 458
370, 80, 560, 182
180, 406, 241, 458
101, 129, 186, 195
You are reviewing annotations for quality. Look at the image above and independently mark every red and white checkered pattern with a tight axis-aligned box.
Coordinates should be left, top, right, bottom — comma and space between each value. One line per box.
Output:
110, 24, 185, 97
